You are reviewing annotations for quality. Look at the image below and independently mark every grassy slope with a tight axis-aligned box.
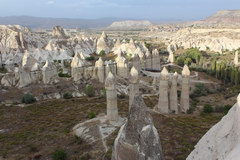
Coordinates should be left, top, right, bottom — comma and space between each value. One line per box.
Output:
0, 97, 223, 160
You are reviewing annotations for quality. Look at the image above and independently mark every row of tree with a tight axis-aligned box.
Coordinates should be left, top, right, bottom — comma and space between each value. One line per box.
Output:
176, 48, 240, 85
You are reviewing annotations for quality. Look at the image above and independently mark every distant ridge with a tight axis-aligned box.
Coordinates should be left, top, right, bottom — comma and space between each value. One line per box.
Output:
107, 20, 153, 30
204, 10, 240, 24
0, 16, 129, 29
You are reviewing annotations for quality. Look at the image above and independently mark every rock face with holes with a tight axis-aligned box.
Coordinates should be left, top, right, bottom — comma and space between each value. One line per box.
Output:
187, 94, 240, 160
112, 95, 163, 160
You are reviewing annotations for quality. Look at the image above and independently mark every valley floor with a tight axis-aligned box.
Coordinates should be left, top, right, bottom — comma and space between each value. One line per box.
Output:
0, 96, 223, 160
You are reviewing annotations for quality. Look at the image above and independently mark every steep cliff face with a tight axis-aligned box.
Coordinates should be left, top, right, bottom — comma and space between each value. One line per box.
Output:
205, 10, 240, 24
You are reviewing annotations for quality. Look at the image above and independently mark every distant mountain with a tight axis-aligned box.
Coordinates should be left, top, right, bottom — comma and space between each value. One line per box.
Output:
204, 10, 240, 24
107, 20, 153, 30
0, 16, 129, 29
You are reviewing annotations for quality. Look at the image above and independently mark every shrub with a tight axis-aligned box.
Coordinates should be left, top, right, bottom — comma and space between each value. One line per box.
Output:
99, 50, 106, 56
63, 93, 72, 99
84, 85, 95, 97
191, 84, 209, 98
21, 94, 36, 104
203, 104, 214, 113
85, 56, 95, 61
224, 105, 232, 114
87, 112, 96, 119
58, 72, 71, 78
52, 149, 67, 160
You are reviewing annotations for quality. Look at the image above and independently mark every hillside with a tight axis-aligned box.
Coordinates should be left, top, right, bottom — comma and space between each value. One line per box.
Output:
204, 10, 240, 24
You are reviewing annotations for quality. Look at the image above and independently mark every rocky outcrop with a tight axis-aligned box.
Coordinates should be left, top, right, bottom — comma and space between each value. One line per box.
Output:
52, 26, 67, 38
167, 27, 240, 54
42, 60, 58, 84
96, 32, 111, 54
22, 51, 39, 71
71, 52, 90, 81
112, 95, 163, 160
187, 94, 240, 160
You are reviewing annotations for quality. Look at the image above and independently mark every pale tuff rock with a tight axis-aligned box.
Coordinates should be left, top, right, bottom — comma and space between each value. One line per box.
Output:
1, 72, 19, 87
234, 51, 239, 66
167, 52, 175, 63
169, 72, 178, 114
105, 72, 118, 122
42, 60, 58, 84
96, 32, 110, 54
105, 61, 117, 76
112, 95, 163, 160
129, 66, 139, 84
182, 65, 191, 76
71, 52, 89, 68
115, 53, 128, 78
112, 39, 121, 53
0, 25, 28, 53
157, 67, 169, 114
18, 68, 41, 88
95, 57, 105, 83
134, 47, 145, 60
152, 49, 161, 70
168, 28, 240, 54
139, 41, 149, 53
145, 50, 152, 69
22, 51, 39, 71
187, 94, 240, 160
180, 65, 190, 113
129, 67, 139, 109
52, 26, 67, 38
71, 52, 90, 81
161, 67, 169, 79
132, 54, 141, 71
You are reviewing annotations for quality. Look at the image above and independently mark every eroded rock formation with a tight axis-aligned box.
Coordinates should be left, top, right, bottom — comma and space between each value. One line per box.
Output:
112, 95, 163, 160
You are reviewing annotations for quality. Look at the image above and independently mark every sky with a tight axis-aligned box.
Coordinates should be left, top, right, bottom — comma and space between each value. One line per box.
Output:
0, 0, 239, 21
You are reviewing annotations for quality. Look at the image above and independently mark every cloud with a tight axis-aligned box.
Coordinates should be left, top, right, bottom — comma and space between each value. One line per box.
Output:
46, 0, 55, 5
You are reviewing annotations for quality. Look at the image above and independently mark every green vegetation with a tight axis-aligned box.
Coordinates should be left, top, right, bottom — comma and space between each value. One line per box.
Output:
191, 84, 210, 98
99, 50, 106, 56
176, 48, 202, 67
215, 105, 232, 114
87, 112, 96, 119
58, 72, 71, 78
85, 56, 95, 61
21, 94, 36, 104
52, 149, 67, 160
84, 85, 95, 97
63, 93, 73, 99
203, 104, 214, 113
